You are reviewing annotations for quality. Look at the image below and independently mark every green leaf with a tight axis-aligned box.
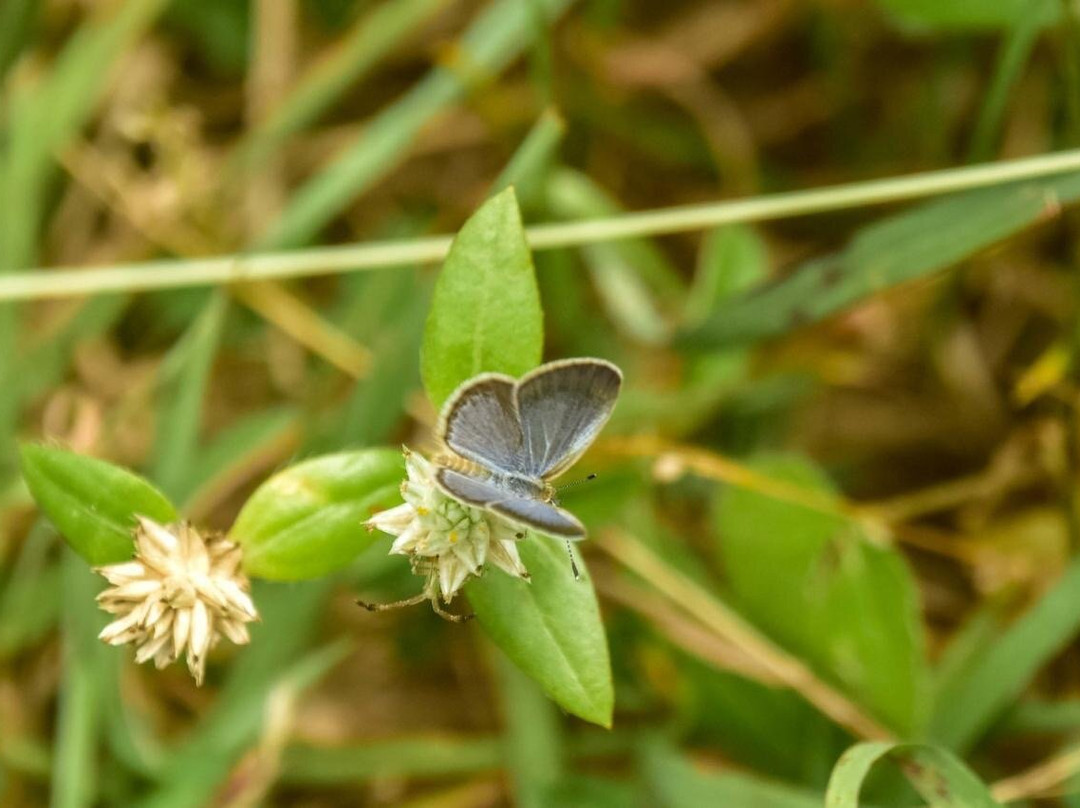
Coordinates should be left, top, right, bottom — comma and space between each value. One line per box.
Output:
612, 224, 767, 435
929, 554, 1080, 752
180, 406, 299, 511
1, 0, 168, 271
825, 742, 1000, 808
0, 0, 38, 81
421, 187, 543, 408
546, 169, 682, 345
132, 581, 334, 808
0, 521, 60, 659
19, 444, 177, 565
467, 536, 613, 727
715, 455, 926, 735
684, 224, 769, 326
491, 108, 566, 210
230, 449, 404, 580
282, 736, 504, 785
1000, 701, 1080, 736
547, 775, 641, 808
254, 0, 574, 250
152, 292, 228, 501
163, 0, 249, 75
966, 12, 1043, 163
231, 0, 452, 173
643, 738, 824, 808
336, 280, 427, 447
874, 0, 1057, 32
681, 172, 1080, 348
930, 598, 1009, 709
495, 652, 564, 808
52, 551, 110, 808
678, 654, 840, 785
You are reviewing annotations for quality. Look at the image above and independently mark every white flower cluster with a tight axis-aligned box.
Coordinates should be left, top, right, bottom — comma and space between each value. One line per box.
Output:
365, 449, 529, 608
95, 517, 258, 685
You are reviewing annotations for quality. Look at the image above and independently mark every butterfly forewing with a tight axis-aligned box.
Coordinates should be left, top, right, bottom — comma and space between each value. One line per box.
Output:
516, 359, 622, 480
435, 468, 585, 538
438, 374, 526, 473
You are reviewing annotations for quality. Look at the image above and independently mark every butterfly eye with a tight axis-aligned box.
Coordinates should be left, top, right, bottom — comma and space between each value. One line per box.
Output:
515, 532, 525, 539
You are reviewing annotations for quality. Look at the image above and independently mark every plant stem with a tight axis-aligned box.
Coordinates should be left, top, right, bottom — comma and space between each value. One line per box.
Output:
7, 148, 1080, 301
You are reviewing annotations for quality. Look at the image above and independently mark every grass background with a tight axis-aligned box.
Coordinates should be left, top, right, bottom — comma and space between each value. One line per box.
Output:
4, 0, 1080, 805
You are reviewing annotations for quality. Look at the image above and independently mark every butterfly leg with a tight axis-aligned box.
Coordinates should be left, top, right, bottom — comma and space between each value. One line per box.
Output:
355, 592, 429, 612
430, 598, 475, 623
357, 591, 475, 623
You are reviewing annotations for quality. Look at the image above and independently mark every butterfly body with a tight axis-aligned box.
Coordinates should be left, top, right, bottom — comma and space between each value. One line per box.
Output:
432, 358, 622, 539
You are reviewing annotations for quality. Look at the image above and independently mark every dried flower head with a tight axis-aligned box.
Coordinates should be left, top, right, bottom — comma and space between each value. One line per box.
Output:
95, 516, 258, 685
364, 448, 529, 618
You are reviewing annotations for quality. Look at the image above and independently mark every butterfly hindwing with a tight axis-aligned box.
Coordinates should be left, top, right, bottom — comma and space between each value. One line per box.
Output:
433, 467, 508, 507
435, 468, 585, 539
489, 497, 586, 539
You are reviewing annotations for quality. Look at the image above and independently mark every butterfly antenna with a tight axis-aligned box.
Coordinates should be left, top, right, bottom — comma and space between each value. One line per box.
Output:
566, 539, 581, 581
557, 472, 597, 493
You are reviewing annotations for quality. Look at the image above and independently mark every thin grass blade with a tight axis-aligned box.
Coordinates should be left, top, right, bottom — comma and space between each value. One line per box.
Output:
151, 293, 228, 501
233, 0, 451, 172
256, 0, 575, 250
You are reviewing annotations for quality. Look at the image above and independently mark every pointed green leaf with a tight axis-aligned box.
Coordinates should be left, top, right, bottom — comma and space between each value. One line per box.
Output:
0, 521, 61, 659
715, 454, 926, 734
230, 449, 404, 580
644, 737, 825, 808
19, 444, 176, 565
421, 187, 542, 408
682, 172, 1080, 347
467, 536, 613, 727
875, 0, 1057, 31
929, 554, 1080, 752
491, 108, 566, 209
152, 292, 228, 501
826, 742, 999, 808
254, 0, 574, 250
678, 654, 838, 783
495, 653, 564, 808
231, 0, 449, 172
685, 225, 769, 326
180, 407, 299, 511
546, 169, 681, 345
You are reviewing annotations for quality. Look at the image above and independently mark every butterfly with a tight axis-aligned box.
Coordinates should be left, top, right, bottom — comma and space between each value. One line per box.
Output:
433, 358, 622, 539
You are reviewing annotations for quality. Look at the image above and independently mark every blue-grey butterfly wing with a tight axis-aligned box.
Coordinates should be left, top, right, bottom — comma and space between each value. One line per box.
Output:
516, 358, 622, 480
437, 373, 525, 473
435, 468, 586, 538
490, 497, 585, 539
432, 467, 508, 507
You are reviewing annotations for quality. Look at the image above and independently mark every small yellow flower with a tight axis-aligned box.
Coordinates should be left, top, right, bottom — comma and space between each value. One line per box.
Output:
95, 516, 258, 685
364, 449, 529, 615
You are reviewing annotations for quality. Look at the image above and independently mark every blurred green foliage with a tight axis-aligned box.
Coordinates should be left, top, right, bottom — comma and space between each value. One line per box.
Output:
5, 0, 1080, 806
